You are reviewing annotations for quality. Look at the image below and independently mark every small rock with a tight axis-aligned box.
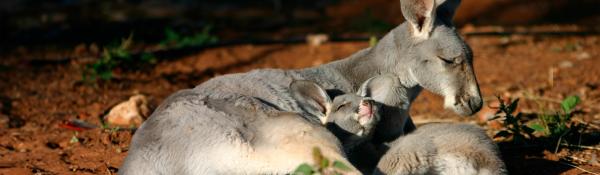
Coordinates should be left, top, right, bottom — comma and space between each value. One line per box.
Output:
558, 60, 574, 68
104, 95, 150, 128
306, 34, 329, 47
575, 52, 591, 60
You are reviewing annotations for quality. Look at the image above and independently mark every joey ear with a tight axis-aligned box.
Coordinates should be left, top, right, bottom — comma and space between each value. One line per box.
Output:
358, 75, 400, 103
290, 80, 332, 124
400, 0, 436, 40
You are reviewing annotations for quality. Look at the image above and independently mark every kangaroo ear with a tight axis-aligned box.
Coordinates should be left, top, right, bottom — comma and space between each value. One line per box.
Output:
290, 80, 332, 124
436, 0, 461, 24
400, 0, 436, 40
358, 75, 400, 103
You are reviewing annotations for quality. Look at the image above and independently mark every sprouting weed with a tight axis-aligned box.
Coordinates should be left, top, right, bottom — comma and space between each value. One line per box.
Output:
70, 132, 80, 144
293, 147, 352, 175
491, 97, 535, 144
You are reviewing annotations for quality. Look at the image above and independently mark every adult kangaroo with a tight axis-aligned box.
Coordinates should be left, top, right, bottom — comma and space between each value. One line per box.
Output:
120, 0, 482, 174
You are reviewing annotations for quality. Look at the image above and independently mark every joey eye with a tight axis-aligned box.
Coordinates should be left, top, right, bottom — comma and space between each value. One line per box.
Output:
336, 102, 350, 111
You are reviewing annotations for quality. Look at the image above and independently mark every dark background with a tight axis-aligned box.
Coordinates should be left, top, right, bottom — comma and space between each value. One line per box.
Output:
1, 0, 599, 52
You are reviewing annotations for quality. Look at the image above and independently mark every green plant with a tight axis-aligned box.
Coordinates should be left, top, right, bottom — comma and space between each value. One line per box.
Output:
82, 34, 157, 82
531, 95, 581, 138
529, 95, 588, 153
160, 26, 218, 49
492, 97, 535, 144
293, 147, 352, 175
369, 36, 378, 47
70, 132, 80, 143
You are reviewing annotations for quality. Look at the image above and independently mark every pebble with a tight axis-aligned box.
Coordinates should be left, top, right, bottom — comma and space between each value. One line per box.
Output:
306, 34, 329, 47
558, 60, 574, 68
575, 52, 591, 60
103, 95, 150, 128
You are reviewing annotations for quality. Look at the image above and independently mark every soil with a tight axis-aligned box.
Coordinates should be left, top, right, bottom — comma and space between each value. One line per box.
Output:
1, 26, 599, 175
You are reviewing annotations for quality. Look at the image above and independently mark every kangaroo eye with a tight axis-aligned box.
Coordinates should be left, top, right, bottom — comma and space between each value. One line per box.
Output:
437, 56, 454, 64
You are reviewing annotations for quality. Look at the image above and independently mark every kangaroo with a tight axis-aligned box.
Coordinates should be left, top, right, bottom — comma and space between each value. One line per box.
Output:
290, 75, 406, 173
375, 123, 507, 175
120, 0, 481, 174
289, 75, 404, 149
291, 77, 504, 175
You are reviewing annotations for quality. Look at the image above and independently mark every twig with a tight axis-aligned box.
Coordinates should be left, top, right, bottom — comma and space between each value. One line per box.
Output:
567, 156, 590, 164
558, 160, 600, 175
555, 135, 563, 154
572, 118, 600, 130
560, 143, 600, 151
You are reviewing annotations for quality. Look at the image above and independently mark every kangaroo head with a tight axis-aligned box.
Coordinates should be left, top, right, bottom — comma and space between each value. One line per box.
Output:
290, 76, 398, 148
397, 0, 482, 116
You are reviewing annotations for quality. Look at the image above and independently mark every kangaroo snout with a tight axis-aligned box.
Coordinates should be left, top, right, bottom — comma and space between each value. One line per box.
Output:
445, 93, 482, 116
358, 99, 374, 115
456, 94, 482, 116
467, 96, 483, 115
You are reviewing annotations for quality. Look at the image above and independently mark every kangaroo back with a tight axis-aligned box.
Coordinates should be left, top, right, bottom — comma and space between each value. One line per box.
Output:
420, 123, 507, 175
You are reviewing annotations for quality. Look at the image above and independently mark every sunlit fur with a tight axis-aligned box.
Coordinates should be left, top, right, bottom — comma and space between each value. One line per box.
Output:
375, 123, 507, 175
120, 0, 480, 174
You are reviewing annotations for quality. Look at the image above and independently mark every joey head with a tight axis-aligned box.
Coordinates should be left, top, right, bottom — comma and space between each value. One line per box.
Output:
290, 75, 403, 149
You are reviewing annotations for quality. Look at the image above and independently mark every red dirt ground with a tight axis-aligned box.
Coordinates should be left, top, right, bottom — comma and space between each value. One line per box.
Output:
0, 28, 599, 174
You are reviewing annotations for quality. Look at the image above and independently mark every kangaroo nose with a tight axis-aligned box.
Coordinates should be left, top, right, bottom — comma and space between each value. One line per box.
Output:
468, 96, 483, 114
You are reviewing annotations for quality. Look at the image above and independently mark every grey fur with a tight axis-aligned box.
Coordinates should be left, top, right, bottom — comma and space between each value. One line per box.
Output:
290, 75, 410, 173
289, 75, 401, 149
375, 123, 507, 175
120, 0, 480, 174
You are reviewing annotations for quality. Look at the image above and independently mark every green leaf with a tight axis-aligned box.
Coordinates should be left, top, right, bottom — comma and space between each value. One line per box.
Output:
320, 157, 329, 169
496, 96, 505, 108
293, 163, 314, 175
505, 116, 517, 124
494, 130, 512, 138
332, 160, 352, 171
164, 28, 180, 42
99, 70, 113, 80
141, 52, 157, 64
522, 125, 535, 134
529, 124, 546, 132
69, 132, 79, 143
369, 36, 378, 47
114, 48, 130, 59
120, 33, 134, 50
507, 98, 520, 113
312, 147, 324, 169
561, 95, 580, 114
